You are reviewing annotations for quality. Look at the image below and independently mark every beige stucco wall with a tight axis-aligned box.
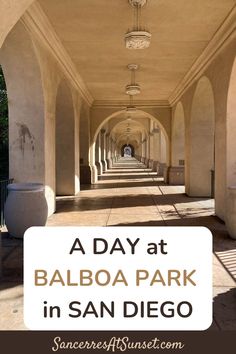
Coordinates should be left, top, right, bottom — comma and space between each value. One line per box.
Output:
0, 22, 45, 185
0, 0, 34, 48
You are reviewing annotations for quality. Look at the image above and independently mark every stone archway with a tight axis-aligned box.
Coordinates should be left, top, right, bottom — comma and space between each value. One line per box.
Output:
90, 109, 170, 182
186, 77, 215, 197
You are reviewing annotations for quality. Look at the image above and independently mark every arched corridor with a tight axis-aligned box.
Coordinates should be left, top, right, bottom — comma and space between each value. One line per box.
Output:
47, 157, 215, 228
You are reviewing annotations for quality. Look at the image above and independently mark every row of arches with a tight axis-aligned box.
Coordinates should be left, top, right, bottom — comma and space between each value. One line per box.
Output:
0, 3, 235, 230
91, 111, 169, 180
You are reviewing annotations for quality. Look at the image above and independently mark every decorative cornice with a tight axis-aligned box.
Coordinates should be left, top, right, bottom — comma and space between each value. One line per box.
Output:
169, 5, 236, 106
21, 2, 94, 106
92, 99, 170, 108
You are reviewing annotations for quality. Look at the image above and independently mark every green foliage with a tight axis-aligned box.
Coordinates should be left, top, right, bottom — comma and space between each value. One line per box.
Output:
0, 65, 9, 179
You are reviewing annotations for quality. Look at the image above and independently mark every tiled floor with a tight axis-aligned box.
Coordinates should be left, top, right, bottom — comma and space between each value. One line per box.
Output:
0, 157, 236, 330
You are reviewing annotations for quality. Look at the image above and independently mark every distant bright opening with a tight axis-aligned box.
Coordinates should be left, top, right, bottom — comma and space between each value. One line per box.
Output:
121, 144, 134, 157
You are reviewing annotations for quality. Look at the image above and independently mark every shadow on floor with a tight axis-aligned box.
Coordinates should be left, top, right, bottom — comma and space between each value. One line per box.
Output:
81, 181, 165, 189
213, 287, 236, 330
0, 232, 23, 291
98, 174, 157, 181
55, 194, 213, 213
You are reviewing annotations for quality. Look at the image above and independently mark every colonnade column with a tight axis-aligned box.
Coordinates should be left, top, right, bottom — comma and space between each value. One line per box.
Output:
105, 133, 112, 168
100, 129, 107, 172
79, 103, 92, 185
148, 133, 154, 169
95, 132, 103, 176
147, 120, 154, 169
145, 136, 149, 166
158, 130, 167, 176
152, 127, 161, 173
141, 138, 146, 164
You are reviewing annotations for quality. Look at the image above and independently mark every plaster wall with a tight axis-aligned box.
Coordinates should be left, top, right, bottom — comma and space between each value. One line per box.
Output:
56, 80, 75, 196
0, 22, 45, 185
0, 0, 34, 48
32, 35, 62, 215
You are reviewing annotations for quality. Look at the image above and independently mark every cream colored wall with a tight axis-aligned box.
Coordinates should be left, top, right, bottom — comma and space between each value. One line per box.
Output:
56, 80, 75, 196
0, 22, 45, 184
79, 101, 90, 165
0, 0, 34, 47
32, 35, 63, 215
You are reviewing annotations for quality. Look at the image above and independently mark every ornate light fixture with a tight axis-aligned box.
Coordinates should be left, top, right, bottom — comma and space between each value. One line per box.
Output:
125, 64, 140, 113
125, 0, 151, 50
125, 64, 140, 96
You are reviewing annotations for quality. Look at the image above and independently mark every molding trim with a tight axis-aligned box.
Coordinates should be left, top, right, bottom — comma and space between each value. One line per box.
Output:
92, 99, 170, 108
169, 5, 236, 106
21, 1, 94, 106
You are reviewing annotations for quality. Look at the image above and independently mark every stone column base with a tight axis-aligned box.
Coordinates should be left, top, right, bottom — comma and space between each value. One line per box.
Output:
95, 161, 103, 176
91, 165, 98, 184
157, 162, 166, 176
106, 159, 112, 169
101, 160, 107, 173
80, 165, 92, 184
168, 166, 185, 185
163, 166, 185, 185
148, 159, 154, 169
152, 160, 158, 172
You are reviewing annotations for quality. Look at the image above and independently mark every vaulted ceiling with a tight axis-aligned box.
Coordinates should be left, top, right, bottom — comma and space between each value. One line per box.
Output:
38, 0, 235, 102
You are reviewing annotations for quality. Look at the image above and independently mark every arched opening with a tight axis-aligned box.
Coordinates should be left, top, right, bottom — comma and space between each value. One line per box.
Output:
56, 80, 76, 196
0, 65, 8, 179
187, 77, 215, 197
90, 109, 169, 183
121, 144, 134, 157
